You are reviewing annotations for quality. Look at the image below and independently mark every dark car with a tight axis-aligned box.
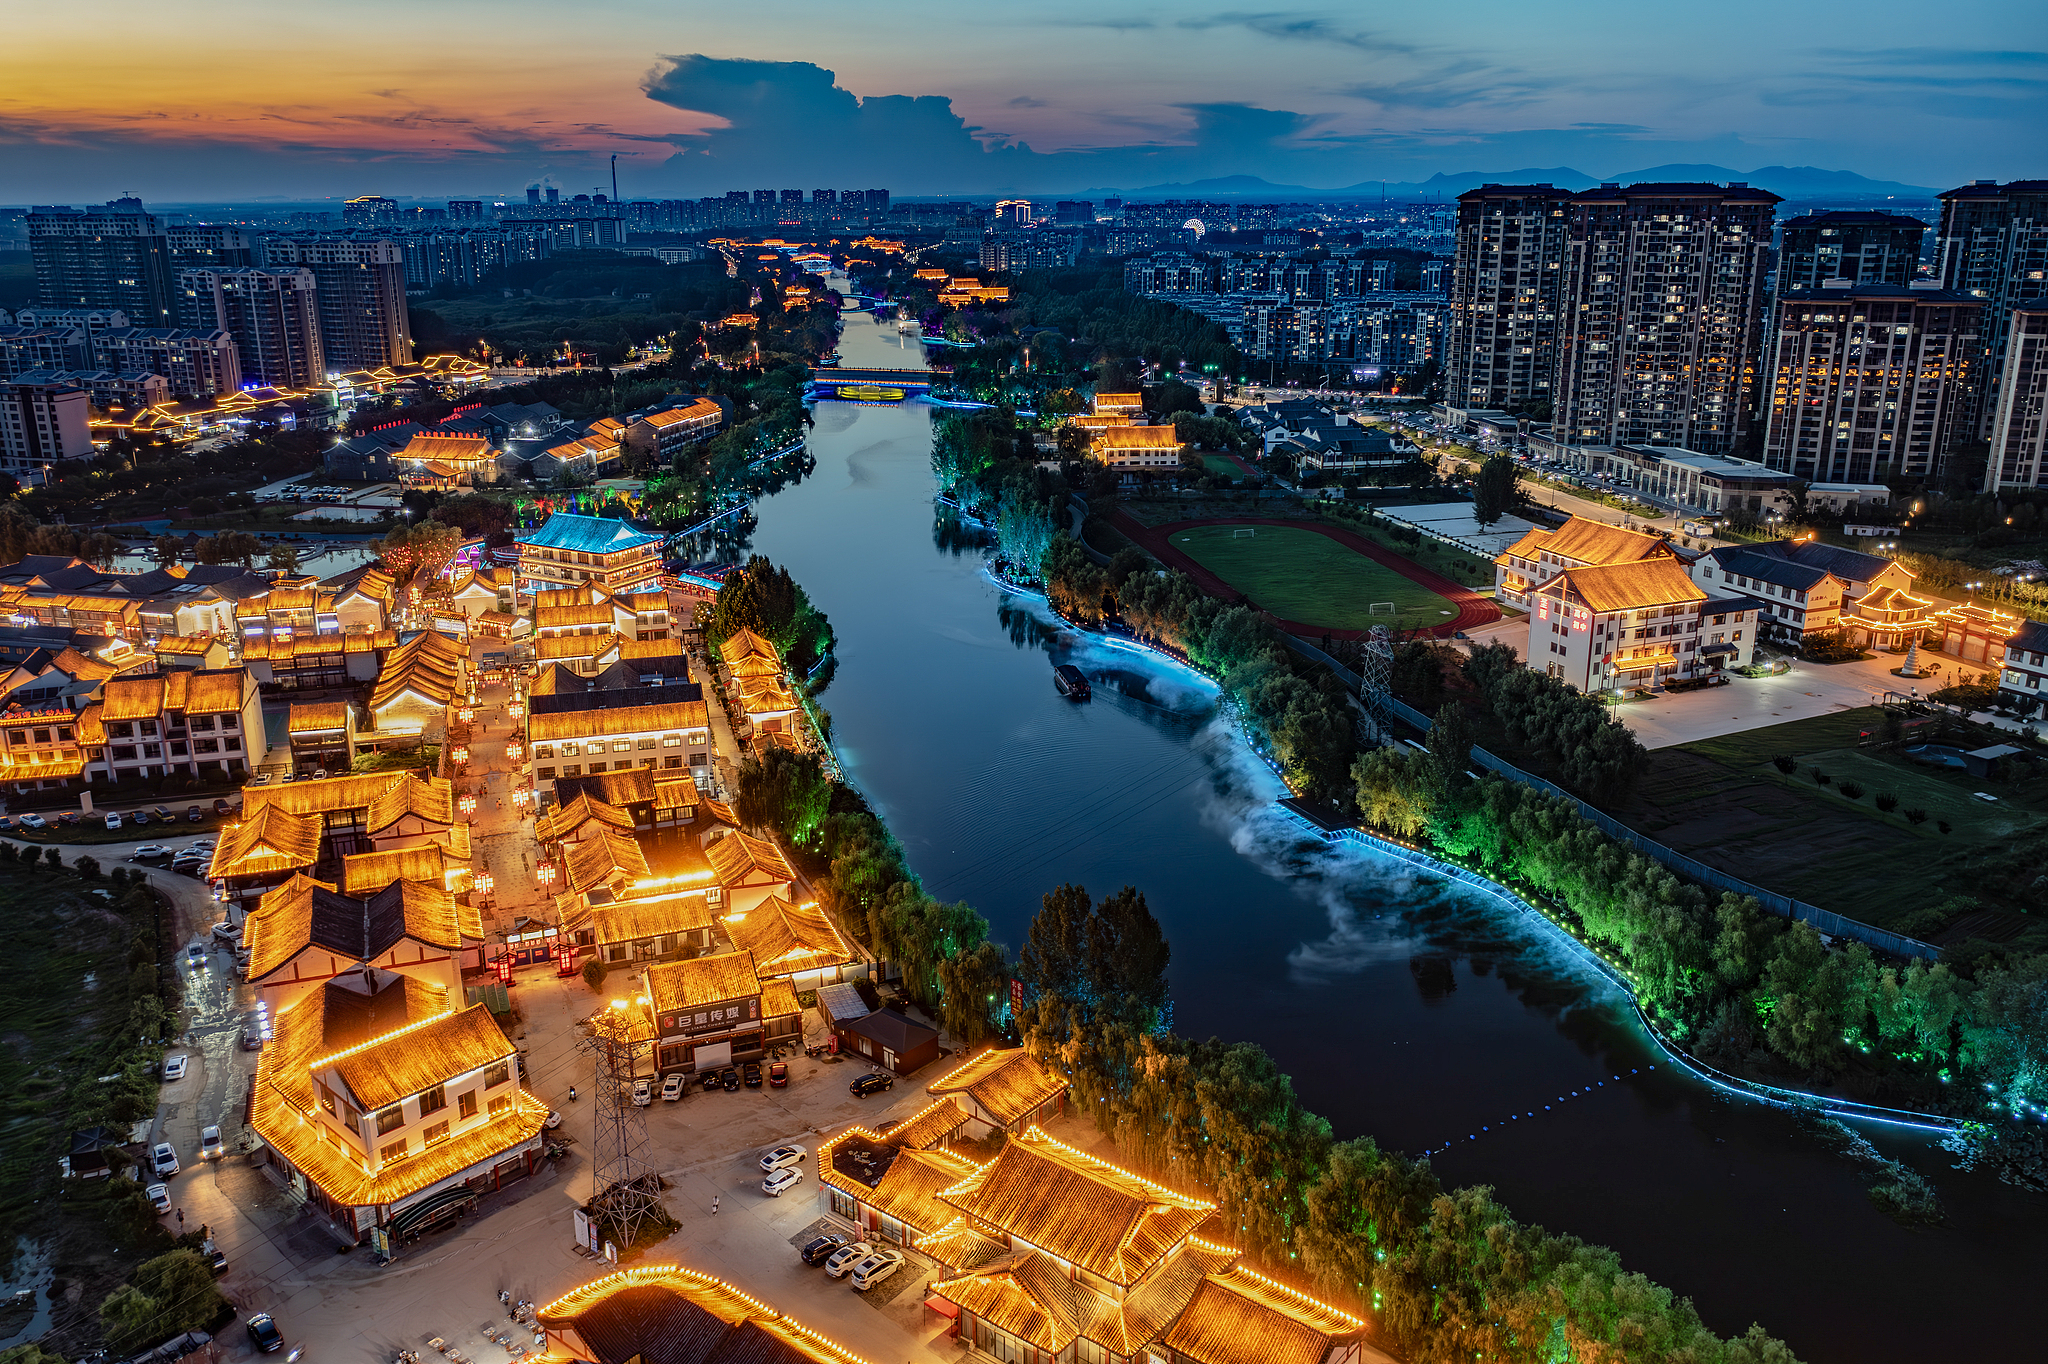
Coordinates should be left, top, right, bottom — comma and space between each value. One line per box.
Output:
699, 1069, 722, 1091
743, 1062, 763, 1088
57, 810, 81, 826
187, 805, 204, 822
206, 1245, 228, 1275
213, 798, 232, 814
719, 1067, 742, 1091
800, 1233, 851, 1266
247, 1313, 285, 1353
849, 1072, 893, 1098
768, 1061, 788, 1088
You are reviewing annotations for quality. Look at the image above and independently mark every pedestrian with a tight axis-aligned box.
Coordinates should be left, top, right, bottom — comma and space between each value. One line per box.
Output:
712, 1194, 719, 1216
176, 1209, 184, 1229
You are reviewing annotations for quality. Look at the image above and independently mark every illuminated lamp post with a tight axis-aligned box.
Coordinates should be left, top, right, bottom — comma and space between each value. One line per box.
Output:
450, 745, 469, 769
506, 742, 525, 762
537, 861, 557, 891
511, 787, 530, 812
476, 871, 496, 913
458, 706, 476, 725
458, 793, 478, 822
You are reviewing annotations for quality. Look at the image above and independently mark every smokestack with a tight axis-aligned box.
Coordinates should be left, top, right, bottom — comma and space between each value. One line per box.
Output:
611, 154, 618, 204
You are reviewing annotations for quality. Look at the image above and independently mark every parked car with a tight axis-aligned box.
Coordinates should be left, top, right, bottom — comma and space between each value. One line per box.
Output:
152, 806, 174, 822
145, 1182, 172, 1213
151, 1141, 179, 1176
743, 1061, 763, 1088
213, 798, 233, 814
249, 774, 271, 787
205, 1244, 228, 1275
761, 1166, 804, 1197
132, 810, 149, 826
162, 1055, 188, 1082
849, 1248, 906, 1291
632, 1078, 653, 1107
0, 817, 13, 832
130, 845, 172, 862
719, 1067, 742, 1091
544, 1109, 563, 1129
699, 1069, 722, 1091
103, 813, 122, 830
800, 1233, 851, 1266
187, 806, 204, 822
18, 813, 46, 830
661, 1073, 686, 1102
58, 810, 79, 826
758, 1144, 805, 1174
200, 1125, 224, 1160
241, 1028, 264, 1051
211, 921, 240, 943
246, 1313, 286, 1354
849, 1072, 894, 1098
768, 1061, 788, 1088
824, 1243, 868, 1278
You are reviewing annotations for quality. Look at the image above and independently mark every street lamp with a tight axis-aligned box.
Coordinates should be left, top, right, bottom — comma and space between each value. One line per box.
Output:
458, 793, 478, 820
506, 742, 525, 761
537, 861, 556, 890
450, 745, 469, 765
511, 787, 530, 811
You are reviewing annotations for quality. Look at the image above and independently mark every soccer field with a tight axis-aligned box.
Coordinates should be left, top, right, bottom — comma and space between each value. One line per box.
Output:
1169, 523, 1461, 630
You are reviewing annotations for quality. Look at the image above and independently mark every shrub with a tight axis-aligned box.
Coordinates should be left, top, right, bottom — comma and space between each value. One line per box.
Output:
1905, 807, 1929, 825
75, 854, 101, 879
1811, 767, 1831, 785
1838, 781, 1865, 800
1938, 820, 1952, 834
43, 846, 61, 868
1875, 792, 1900, 812
581, 957, 607, 992
1772, 755, 1797, 774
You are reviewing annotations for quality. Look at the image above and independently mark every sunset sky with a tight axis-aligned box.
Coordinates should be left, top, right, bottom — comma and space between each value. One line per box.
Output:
3, 1, 2039, 201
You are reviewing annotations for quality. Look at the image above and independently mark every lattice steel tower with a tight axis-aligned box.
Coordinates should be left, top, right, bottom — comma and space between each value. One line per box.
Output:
580, 1002, 662, 1253
1359, 625, 1395, 745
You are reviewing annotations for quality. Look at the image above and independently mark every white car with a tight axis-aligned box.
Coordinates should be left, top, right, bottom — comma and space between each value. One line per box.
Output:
848, 1248, 905, 1290
151, 1141, 179, 1177
544, 1110, 563, 1129
17, 813, 45, 830
162, 1055, 188, 1082
145, 1182, 172, 1213
211, 921, 241, 943
824, 1243, 868, 1278
200, 1125, 224, 1160
631, 1078, 653, 1107
185, 945, 207, 969
104, 813, 123, 830
129, 844, 172, 861
661, 1073, 686, 1102
758, 1144, 805, 1174
761, 1166, 804, 1197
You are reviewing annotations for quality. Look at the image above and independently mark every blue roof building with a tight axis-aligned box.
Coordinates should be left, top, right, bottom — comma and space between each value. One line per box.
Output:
516, 514, 666, 597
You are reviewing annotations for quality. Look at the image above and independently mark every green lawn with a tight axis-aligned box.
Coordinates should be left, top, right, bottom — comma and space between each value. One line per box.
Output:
1200, 453, 1245, 478
1623, 707, 2048, 941
1170, 524, 1460, 630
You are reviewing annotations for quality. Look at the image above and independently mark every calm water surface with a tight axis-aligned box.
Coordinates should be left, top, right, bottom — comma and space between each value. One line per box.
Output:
714, 304, 2040, 1363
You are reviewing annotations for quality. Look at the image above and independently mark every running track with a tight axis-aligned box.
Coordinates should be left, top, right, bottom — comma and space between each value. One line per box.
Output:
1109, 511, 1502, 640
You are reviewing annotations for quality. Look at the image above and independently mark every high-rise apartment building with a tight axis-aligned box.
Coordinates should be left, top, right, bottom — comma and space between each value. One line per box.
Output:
26, 204, 176, 326
1935, 180, 2048, 444
0, 376, 93, 473
1986, 305, 2048, 490
1447, 184, 1572, 413
166, 224, 257, 270
1553, 182, 1780, 454
1422, 260, 1448, 294
1775, 212, 1925, 292
342, 196, 402, 227
812, 189, 837, 204
448, 200, 484, 222
256, 237, 409, 371
91, 327, 241, 398
1761, 282, 1981, 484
179, 266, 324, 389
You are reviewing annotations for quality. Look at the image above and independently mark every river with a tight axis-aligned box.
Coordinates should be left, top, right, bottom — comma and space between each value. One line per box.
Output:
705, 297, 2037, 1363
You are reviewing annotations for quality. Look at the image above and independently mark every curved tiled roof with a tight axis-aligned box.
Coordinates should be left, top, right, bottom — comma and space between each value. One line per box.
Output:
520, 513, 663, 556
928, 1049, 1070, 1128
722, 895, 851, 978
646, 950, 763, 1013
705, 831, 793, 887
537, 1265, 875, 1364
937, 1127, 1213, 1287
332, 1003, 513, 1112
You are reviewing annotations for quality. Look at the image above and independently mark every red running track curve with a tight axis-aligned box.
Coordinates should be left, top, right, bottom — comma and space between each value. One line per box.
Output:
1109, 510, 1502, 640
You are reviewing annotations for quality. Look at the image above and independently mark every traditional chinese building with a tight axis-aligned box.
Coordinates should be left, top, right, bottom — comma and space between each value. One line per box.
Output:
207, 771, 467, 908
516, 513, 665, 596
643, 950, 803, 1075
927, 1048, 1070, 1140
539, 1265, 874, 1364
1493, 515, 1680, 612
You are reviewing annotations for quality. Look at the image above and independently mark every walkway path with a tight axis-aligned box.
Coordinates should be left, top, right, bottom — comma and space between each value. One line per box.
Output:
1112, 509, 1501, 639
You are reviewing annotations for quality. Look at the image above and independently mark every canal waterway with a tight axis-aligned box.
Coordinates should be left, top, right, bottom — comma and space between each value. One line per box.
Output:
713, 299, 2038, 1363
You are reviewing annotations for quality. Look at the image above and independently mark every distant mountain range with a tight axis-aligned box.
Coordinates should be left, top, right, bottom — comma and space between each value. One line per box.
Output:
1086, 166, 1942, 203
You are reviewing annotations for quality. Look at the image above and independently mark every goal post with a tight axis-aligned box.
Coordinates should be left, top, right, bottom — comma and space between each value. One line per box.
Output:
1368, 602, 1399, 617
1231, 527, 1256, 538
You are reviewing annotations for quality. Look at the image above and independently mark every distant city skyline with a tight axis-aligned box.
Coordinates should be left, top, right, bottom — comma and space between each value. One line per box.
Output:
2, 2, 2040, 200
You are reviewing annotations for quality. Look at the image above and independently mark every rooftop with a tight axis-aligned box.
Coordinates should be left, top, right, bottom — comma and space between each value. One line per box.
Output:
520, 513, 664, 557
